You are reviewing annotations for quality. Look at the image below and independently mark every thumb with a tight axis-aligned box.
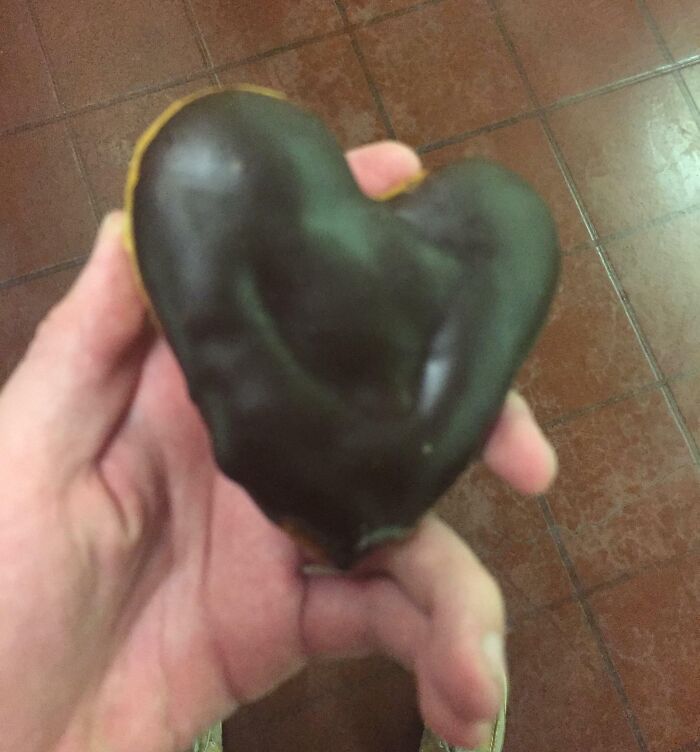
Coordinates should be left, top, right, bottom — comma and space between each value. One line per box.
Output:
0, 211, 152, 482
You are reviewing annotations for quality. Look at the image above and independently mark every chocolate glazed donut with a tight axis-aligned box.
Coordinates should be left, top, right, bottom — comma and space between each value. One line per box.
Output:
124, 86, 560, 569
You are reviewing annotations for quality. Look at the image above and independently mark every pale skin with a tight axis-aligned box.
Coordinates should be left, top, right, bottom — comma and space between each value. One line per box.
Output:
0, 142, 556, 752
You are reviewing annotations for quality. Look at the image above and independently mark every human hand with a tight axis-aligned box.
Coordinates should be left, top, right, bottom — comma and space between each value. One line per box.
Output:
0, 141, 556, 752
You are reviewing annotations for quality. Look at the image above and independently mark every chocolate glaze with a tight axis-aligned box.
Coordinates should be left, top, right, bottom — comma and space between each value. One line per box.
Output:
129, 89, 560, 568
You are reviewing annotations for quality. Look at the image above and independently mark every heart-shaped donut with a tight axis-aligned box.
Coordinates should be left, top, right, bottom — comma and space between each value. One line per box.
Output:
124, 87, 559, 568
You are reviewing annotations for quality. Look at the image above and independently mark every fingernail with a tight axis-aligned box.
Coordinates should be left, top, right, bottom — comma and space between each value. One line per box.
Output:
482, 632, 507, 688
506, 389, 529, 414
474, 720, 495, 749
100, 211, 124, 238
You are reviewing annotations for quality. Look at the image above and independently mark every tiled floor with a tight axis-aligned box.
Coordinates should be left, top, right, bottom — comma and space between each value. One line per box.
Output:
1, 1, 699, 751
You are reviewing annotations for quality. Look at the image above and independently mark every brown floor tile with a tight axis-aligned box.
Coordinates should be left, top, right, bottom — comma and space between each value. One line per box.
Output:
546, 390, 695, 587
683, 63, 700, 102
223, 720, 273, 752
0, 0, 60, 132
606, 211, 700, 377
516, 251, 653, 424
0, 123, 96, 282
490, 531, 572, 622
439, 464, 546, 545
0, 268, 81, 386
70, 80, 209, 217
437, 464, 573, 620
421, 118, 589, 251
495, 0, 664, 105
562, 463, 700, 589
549, 75, 700, 237
548, 390, 693, 531
33, 0, 205, 110
220, 36, 387, 149
645, 0, 700, 60
355, 0, 531, 145
336, 666, 422, 752
343, 0, 419, 23
225, 655, 395, 734
671, 372, 700, 445
590, 553, 700, 752
189, 0, 343, 67
224, 661, 421, 752
505, 601, 639, 752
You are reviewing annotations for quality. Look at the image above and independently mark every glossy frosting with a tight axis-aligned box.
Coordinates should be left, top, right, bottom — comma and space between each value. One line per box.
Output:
127, 89, 560, 567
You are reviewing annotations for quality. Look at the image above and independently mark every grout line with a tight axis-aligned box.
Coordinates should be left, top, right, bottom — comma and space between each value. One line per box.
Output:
0, 68, 214, 139
669, 365, 700, 384
416, 110, 540, 154
417, 60, 700, 152
333, 0, 397, 139
485, 0, 539, 112
0, 110, 67, 139
62, 69, 212, 116
209, 28, 346, 79
483, 0, 603, 265
541, 126, 598, 244
561, 240, 594, 256
582, 541, 700, 601
24, 0, 101, 224
23, 0, 62, 108
65, 120, 102, 223
489, 6, 664, 748
533, 81, 700, 467
538, 496, 651, 752
674, 70, 700, 128
635, 0, 675, 63
677, 54, 700, 69
510, 503, 700, 626
3, 21, 699, 143
333, 0, 350, 23
661, 385, 700, 464
635, 0, 700, 127
593, 244, 664, 379
542, 380, 664, 431
347, 36, 397, 139
179, 0, 221, 86
0, 256, 87, 293
542, 57, 700, 113
673, 739, 700, 752
355, 0, 447, 28
600, 202, 700, 244
540, 96, 700, 474
507, 591, 580, 627
581, 571, 643, 600
592, 236, 700, 464
488, 0, 700, 704
208, 71, 222, 90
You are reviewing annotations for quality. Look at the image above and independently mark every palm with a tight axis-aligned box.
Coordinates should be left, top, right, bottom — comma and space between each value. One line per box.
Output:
88, 339, 309, 752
